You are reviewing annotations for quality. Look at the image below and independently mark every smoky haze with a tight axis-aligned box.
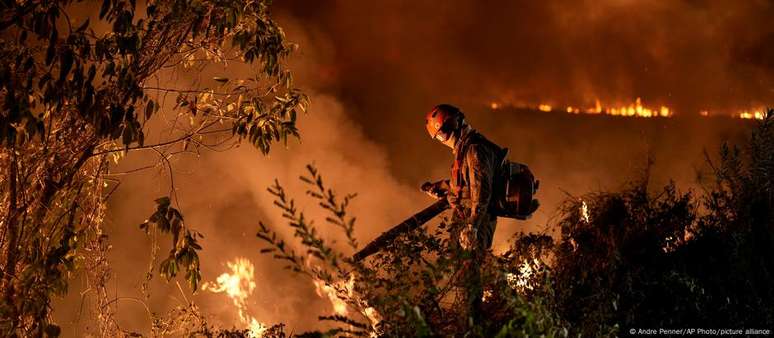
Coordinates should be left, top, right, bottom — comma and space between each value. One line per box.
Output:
53, 1, 764, 336
276, 0, 774, 141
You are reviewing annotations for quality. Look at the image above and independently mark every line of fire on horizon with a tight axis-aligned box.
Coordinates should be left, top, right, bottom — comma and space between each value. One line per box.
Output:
489, 98, 768, 120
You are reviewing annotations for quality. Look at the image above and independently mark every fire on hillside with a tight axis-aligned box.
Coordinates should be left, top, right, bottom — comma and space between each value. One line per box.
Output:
490, 98, 767, 120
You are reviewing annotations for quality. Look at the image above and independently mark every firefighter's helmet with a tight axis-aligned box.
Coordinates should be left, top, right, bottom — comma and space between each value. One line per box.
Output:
425, 104, 464, 142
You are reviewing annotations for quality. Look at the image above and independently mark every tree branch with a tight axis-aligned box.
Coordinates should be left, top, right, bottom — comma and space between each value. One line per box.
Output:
90, 120, 222, 157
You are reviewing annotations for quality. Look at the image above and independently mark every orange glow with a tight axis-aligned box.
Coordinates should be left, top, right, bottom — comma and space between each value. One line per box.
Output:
538, 104, 552, 112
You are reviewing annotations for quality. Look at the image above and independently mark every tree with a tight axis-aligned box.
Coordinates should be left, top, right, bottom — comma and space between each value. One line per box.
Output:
0, 0, 308, 335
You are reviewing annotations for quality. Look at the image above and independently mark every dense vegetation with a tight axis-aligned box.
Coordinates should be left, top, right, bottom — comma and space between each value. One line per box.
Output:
256, 111, 773, 337
0, 1, 307, 336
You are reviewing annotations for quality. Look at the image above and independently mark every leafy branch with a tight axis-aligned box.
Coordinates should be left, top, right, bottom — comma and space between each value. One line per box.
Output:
256, 164, 375, 333
139, 196, 203, 291
301, 164, 359, 250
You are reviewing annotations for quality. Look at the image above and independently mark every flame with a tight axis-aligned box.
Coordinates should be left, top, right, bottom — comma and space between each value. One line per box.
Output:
662, 236, 674, 253
491, 98, 770, 120
492, 97, 674, 118
312, 274, 382, 332
312, 278, 350, 316
592, 99, 603, 114
482, 289, 494, 302
546, 98, 672, 118
505, 258, 541, 292
312, 273, 358, 316
581, 200, 590, 223
364, 306, 382, 325
737, 109, 766, 120
602, 98, 671, 117
202, 258, 267, 337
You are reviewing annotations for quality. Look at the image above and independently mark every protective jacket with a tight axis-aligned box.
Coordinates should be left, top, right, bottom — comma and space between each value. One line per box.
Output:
448, 127, 504, 249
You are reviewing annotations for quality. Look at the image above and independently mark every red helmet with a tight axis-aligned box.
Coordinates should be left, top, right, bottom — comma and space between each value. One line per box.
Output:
426, 104, 463, 142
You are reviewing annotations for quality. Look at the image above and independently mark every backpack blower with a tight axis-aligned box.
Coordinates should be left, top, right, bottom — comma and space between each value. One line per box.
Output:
352, 151, 538, 262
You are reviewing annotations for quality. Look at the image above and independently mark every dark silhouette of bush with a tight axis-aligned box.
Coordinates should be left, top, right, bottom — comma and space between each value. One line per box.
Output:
552, 110, 774, 336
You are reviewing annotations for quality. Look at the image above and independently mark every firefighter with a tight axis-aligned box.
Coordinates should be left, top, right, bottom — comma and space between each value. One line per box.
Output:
424, 103, 503, 326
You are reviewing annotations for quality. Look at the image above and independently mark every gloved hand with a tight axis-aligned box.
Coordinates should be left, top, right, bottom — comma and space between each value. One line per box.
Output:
421, 179, 450, 200
458, 223, 477, 251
